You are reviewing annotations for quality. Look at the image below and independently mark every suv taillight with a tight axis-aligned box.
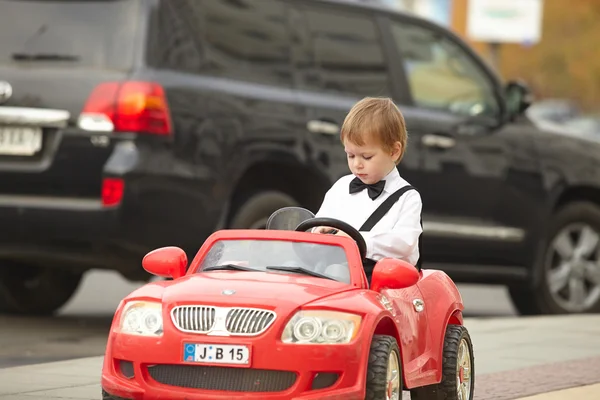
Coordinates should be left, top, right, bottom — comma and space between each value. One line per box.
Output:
102, 177, 124, 207
79, 81, 172, 135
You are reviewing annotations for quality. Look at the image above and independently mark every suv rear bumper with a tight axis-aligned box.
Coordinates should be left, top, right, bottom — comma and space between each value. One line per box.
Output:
0, 195, 133, 272
0, 195, 119, 240
0, 134, 225, 276
0, 180, 223, 277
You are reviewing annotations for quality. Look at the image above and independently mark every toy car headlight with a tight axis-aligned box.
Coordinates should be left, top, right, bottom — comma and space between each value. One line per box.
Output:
281, 310, 361, 344
119, 301, 163, 337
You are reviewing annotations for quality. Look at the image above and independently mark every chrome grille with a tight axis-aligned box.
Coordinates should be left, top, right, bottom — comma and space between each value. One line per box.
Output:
171, 306, 216, 333
170, 305, 276, 336
226, 308, 276, 335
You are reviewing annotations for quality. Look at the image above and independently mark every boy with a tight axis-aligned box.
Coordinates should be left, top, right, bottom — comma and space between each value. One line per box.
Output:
313, 97, 423, 279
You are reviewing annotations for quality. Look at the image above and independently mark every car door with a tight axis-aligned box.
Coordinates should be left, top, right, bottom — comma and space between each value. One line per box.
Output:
285, 2, 421, 186
381, 283, 434, 387
381, 16, 530, 272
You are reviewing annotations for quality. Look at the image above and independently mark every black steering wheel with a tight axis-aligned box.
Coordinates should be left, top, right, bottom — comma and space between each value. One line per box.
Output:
295, 217, 367, 261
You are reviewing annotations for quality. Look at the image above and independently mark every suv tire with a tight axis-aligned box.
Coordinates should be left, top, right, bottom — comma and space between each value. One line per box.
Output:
0, 262, 83, 315
509, 201, 600, 315
229, 191, 298, 229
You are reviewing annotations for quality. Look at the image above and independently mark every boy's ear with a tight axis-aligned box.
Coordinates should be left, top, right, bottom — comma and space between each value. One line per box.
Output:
391, 141, 402, 161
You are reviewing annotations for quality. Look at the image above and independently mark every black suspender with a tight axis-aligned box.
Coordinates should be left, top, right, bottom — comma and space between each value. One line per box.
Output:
359, 185, 423, 270
359, 185, 417, 231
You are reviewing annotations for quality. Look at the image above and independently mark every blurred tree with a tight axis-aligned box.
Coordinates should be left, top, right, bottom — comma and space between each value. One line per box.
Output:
451, 0, 600, 111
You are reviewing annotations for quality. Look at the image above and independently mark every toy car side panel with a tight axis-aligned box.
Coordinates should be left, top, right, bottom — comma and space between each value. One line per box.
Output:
378, 285, 437, 388
417, 269, 465, 383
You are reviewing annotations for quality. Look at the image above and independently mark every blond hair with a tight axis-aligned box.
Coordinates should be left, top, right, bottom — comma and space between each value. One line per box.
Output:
340, 97, 407, 164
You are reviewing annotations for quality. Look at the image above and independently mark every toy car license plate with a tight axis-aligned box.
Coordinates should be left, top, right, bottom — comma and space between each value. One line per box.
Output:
183, 343, 250, 365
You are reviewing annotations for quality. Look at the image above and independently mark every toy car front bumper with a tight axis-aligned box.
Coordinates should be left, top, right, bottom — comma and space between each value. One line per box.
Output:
101, 333, 367, 400
102, 378, 364, 400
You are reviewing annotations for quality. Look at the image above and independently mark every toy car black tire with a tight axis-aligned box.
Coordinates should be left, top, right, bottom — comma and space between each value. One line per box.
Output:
101, 389, 130, 400
410, 325, 474, 400
365, 334, 402, 400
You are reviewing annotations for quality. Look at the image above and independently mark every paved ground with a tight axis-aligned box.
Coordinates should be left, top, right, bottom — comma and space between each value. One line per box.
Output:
515, 383, 600, 400
475, 356, 600, 400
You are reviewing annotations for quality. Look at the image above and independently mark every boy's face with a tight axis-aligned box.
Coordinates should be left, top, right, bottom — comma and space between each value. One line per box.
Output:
344, 138, 401, 184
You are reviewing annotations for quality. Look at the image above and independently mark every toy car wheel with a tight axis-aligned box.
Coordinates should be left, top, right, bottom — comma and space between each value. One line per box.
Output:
410, 325, 474, 400
509, 201, 600, 315
365, 335, 402, 400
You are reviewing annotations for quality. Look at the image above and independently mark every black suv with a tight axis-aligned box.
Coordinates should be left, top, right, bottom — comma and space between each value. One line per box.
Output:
1, 0, 599, 316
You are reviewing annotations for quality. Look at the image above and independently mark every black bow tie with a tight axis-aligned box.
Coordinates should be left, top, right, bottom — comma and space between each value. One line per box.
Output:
349, 177, 386, 200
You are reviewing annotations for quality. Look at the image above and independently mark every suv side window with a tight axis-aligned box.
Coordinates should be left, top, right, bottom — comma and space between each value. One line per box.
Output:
389, 20, 500, 117
290, 5, 392, 98
148, 0, 293, 87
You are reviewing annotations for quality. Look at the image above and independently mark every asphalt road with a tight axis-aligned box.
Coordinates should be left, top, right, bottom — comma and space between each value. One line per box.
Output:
0, 270, 517, 369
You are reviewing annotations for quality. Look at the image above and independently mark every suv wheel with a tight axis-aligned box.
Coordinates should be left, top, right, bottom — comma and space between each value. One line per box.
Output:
0, 261, 83, 315
229, 191, 298, 229
509, 201, 600, 314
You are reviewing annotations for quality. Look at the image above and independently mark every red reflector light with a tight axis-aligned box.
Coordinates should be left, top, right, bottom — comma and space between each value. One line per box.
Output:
102, 178, 124, 207
80, 81, 172, 135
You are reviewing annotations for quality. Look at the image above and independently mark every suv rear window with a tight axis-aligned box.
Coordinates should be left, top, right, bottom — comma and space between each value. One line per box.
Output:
0, 0, 140, 70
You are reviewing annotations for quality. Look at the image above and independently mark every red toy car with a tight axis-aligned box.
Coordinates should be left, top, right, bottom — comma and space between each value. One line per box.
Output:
101, 208, 474, 400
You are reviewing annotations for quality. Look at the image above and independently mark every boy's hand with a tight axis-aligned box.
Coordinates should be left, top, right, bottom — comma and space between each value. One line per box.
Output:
312, 226, 338, 234
333, 230, 351, 238
312, 226, 350, 238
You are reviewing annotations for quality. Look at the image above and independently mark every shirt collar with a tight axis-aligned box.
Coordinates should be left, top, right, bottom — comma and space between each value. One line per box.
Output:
382, 167, 402, 193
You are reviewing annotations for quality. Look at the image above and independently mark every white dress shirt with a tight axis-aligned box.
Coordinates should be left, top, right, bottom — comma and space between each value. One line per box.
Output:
315, 168, 422, 266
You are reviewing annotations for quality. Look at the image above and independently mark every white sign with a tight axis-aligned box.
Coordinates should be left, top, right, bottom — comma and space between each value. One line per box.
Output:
466, 0, 543, 43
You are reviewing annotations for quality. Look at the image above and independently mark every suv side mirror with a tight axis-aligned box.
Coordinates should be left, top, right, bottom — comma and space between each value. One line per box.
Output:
370, 258, 420, 291
505, 80, 533, 120
142, 246, 188, 279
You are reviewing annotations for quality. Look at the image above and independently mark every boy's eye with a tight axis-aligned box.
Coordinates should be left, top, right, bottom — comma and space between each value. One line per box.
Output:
347, 154, 354, 158
363, 156, 372, 160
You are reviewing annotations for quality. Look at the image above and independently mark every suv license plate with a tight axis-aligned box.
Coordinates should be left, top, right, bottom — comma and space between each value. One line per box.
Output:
0, 126, 42, 156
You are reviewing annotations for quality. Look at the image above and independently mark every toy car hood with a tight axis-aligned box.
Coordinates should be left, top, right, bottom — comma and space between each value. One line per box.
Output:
131, 270, 358, 312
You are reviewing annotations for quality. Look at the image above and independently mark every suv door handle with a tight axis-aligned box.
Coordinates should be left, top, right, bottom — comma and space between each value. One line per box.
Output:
421, 134, 456, 149
307, 120, 339, 135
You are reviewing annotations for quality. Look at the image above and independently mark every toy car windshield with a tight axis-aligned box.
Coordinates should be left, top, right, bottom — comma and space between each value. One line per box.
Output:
197, 238, 351, 284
